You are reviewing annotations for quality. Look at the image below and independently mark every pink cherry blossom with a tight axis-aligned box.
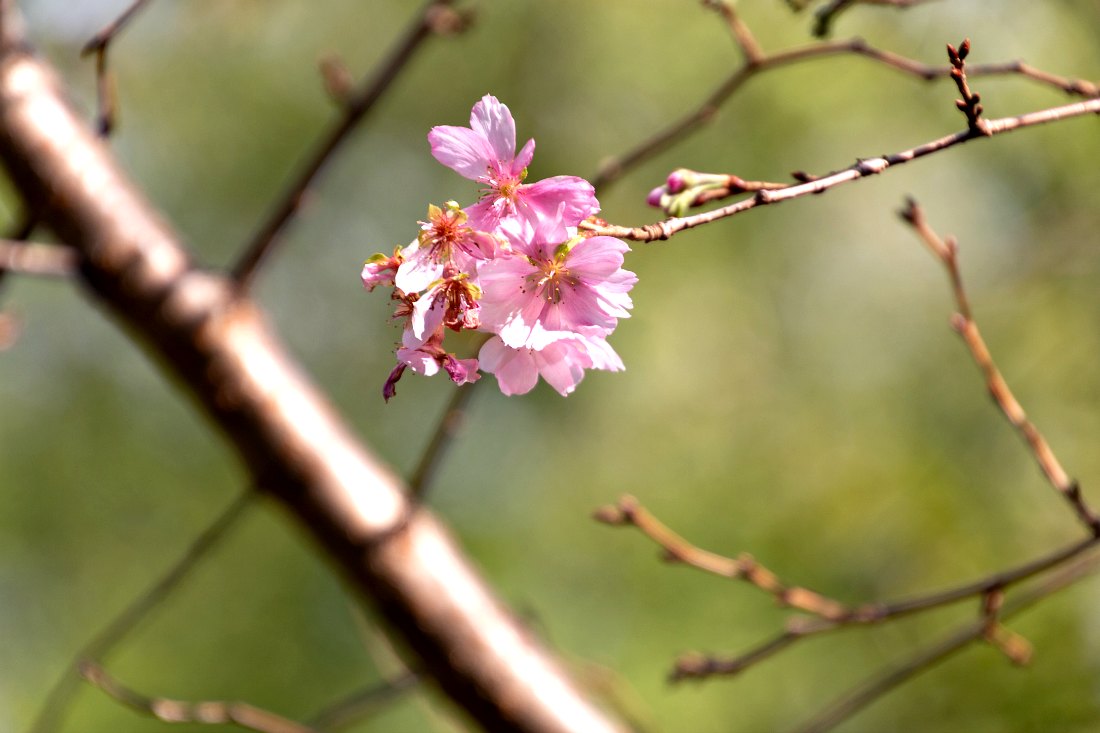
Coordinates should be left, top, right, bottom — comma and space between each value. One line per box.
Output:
360, 247, 403, 291
395, 202, 499, 294
384, 339, 480, 402
477, 210, 636, 349
478, 332, 623, 396
428, 95, 598, 230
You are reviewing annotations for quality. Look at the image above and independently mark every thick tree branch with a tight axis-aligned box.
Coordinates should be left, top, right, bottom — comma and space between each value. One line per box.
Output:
0, 19, 622, 733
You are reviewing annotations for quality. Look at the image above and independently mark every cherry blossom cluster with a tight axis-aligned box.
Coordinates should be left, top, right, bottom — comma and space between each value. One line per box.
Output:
361, 95, 637, 400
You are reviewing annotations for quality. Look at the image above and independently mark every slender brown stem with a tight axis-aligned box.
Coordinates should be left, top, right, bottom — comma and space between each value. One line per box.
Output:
80, 661, 317, 733
702, 0, 763, 63
81, 0, 152, 136
232, 0, 466, 288
811, 0, 939, 38
594, 35, 1098, 190
586, 96, 1100, 242
600, 494, 1100, 682
595, 496, 849, 619
305, 672, 419, 731
81, 0, 152, 56
791, 551, 1100, 733
408, 379, 480, 500
27, 492, 254, 733
901, 200, 1100, 534
673, 631, 800, 681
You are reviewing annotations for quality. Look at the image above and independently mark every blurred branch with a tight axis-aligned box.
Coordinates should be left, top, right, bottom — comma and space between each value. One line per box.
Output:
593, 27, 1098, 191
900, 199, 1100, 534
807, 0, 939, 38
231, 0, 471, 289
408, 380, 479, 500
80, 661, 317, 733
0, 12, 622, 733
80, 0, 152, 136
793, 550, 1100, 733
585, 94, 1100, 242
702, 0, 763, 63
594, 496, 849, 619
599, 495, 1100, 682
305, 672, 419, 731
27, 492, 254, 733
0, 238, 76, 277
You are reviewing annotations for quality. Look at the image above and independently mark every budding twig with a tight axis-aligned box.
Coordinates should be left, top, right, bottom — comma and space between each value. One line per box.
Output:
232, 0, 471, 289
585, 95, 1100, 242
947, 39, 989, 134
80, 661, 317, 733
793, 550, 1100, 733
599, 491, 1100, 683
594, 29, 1098, 191
595, 496, 850, 619
900, 199, 1100, 535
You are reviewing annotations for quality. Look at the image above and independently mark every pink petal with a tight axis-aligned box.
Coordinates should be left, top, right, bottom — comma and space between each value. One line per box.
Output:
520, 176, 599, 227
479, 337, 539, 395
469, 95, 516, 167
428, 125, 494, 181
535, 339, 594, 396
513, 138, 535, 175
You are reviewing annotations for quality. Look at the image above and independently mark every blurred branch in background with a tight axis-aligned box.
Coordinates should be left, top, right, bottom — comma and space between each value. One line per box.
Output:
900, 199, 1100, 534
593, 1, 1098, 191
795, 549, 1100, 732
595, 199, 1100, 729
80, 661, 318, 733
587, 93, 1100, 241
28, 492, 254, 733
231, 0, 473, 289
79, 0, 151, 136
0, 3, 624, 730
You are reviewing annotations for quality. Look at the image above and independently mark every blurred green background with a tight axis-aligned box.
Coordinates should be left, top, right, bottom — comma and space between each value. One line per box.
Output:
4, 0, 1100, 731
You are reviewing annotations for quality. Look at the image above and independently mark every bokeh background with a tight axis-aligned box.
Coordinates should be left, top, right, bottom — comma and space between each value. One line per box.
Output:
4, 0, 1100, 731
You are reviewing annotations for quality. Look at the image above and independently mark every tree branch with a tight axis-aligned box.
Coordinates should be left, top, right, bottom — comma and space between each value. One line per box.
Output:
900, 199, 1100, 533
231, 0, 469, 289
593, 33, 1098, 191
585, 96, 1100, 242
80, 661, 317, 733
27, 492, 253, 733
0, 15, 622, 733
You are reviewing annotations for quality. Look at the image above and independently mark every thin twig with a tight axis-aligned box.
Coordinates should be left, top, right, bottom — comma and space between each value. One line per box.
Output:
81, 0, 152, 136
947, 39, 988, 134
600, 494, 1100, 681
594, 496, 849, 619
791, 550, 1100, 733
0, 239, 78, 277
702, 0, 763, 64
80, 661, 317, 733
407, 379, 480, 499
231, 0, 468, 288
900, 200, 1100, 534
810, 0, 939, 38
593, 35, 1098, 190
305, 672, 419, 731
585, 95, 1100, 242
27, 492, 254, 733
